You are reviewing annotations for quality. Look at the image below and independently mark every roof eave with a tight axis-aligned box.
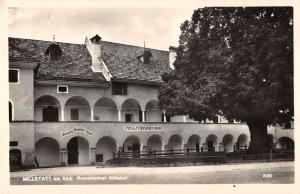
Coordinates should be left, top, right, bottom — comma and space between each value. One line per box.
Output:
111, 77, 162, 86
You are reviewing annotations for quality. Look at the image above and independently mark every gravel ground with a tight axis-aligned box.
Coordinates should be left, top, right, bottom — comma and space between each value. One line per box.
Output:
10, 161, 294, 184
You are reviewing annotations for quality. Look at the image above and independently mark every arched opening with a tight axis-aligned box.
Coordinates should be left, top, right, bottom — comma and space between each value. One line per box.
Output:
35, 137, 60, 167
187, 135, 201, 152
94, 97, 118, 121
35, 95, 60, 122
65, 96, 90, 121
67, 136, 89, 165
146, 135, 163, 153
222, 134, 234, 153
237, 134, 249, 150
9, 101, 13, 121
96, 136, 117, 162
9, 149, 22, 171
123, 135, 140, 158
167, 134, 182, 151
145, 100, 162, 122
276, 137, 294, 150
206, 134, 218, 152
121, 98, 142, 122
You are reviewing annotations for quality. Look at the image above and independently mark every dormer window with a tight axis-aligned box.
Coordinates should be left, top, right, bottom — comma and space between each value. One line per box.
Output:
45, 43, 62, 61
136, 50, 152, 64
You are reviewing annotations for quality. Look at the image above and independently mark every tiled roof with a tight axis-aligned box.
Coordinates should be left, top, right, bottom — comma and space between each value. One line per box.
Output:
9, 37, 106, 82
101, 41, 171, 83
9, 37, 172, 83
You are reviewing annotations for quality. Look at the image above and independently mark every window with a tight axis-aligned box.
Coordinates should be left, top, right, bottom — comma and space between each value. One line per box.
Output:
57, 85, 68, 93
212, 116, 218, 123
139, 111, 145, 122
112, 82, 127, 95
125, 114, 133, 122
9, 141, 18, 146
161, 113, 171, 122
96, 154, 103, 162
94, 116, 100, 121
9, 69, 19, 83
71, 109, 79, 120
228, 118, 234, 124
284, 121, 291, 129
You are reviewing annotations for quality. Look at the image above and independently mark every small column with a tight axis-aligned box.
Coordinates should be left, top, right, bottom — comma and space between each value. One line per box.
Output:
60, 148, 67, 165
183, 115, 187, 122
118, 109, 122, 122
61, 108, 65, 121
163, 110, 167, 122
90, 108, 94, 121
90, 148, 96, 164
142, 110, 146, 122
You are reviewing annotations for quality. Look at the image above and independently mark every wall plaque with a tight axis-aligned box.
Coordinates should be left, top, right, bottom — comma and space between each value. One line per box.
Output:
61, 128, 93, 136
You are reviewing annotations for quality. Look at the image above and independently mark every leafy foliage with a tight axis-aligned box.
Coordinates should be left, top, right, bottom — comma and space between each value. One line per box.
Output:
159, 7, 293, 125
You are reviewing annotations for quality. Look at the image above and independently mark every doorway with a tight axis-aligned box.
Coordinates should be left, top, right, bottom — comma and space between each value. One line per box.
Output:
9, 149, 22, 171
132, 143, 140, 158
67, 136, 89, 165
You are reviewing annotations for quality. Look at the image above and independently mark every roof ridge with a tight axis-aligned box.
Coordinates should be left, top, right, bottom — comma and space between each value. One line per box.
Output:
9, 37, 85, 46
102, 40, 169, 53
9, 36, 170, 52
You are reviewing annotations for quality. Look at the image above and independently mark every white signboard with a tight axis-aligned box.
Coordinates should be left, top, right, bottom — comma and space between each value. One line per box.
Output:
124, 126, 163, 131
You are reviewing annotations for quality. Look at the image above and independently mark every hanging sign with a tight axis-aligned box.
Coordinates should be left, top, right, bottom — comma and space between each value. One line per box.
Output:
124, 126, 163, 132
61, 128, 93, 136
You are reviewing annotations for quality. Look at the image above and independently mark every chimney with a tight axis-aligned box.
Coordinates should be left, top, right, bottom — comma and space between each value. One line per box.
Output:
89, 34, 102, 66
169, 46, 177, 70
85, 34, 112, 81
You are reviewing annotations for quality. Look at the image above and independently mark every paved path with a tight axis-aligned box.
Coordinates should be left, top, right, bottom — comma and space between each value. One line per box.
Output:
10, 161, 294, 184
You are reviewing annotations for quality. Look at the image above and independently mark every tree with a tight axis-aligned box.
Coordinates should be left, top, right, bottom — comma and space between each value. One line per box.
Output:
159, 7, 293, 153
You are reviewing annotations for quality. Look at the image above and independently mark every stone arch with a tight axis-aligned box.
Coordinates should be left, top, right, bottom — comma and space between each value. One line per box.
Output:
205, 134, 218, 152
222, 134, 234, 153
65, 96, 90, 121
67, 136, 90, 165
35, 95, 61, 122
94, 97, 118, 121
187, 134, 201, 152
276, 137, 294, 150
146, 134, 163, 152
95, 136, 117, 162
167, 134, 183, 151
145, 100, 162, 122
35, 137, 60, 167
121, 98, 142, 122
237, 134, 249, 150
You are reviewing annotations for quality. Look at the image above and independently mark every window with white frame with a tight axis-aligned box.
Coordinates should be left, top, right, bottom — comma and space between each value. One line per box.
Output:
57, 85, 68, 93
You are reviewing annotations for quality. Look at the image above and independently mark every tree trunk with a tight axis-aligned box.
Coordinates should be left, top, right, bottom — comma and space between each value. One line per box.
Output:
246, 119, 269, 154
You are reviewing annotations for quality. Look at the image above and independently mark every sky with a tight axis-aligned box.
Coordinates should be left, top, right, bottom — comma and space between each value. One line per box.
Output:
8, 6, 197, 50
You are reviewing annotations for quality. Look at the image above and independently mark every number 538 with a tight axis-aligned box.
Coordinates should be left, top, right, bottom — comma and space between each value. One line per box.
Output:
262, 174, 272, 178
